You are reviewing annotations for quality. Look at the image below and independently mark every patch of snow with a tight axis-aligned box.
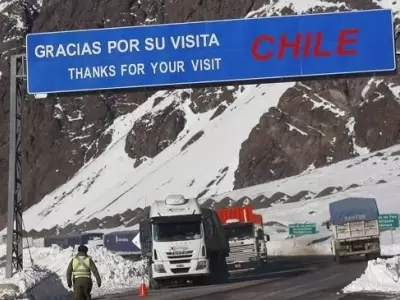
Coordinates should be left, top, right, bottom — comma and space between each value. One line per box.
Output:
345, 117, 370, 155
0, 0, 16, 13
286, 123, 308, 136
381, 243, 400, 257
0, 265, 54, 299
306, 94, 346, 117
67, 111, 84, 122
343, 256, 400, 294
247, 0, 349, 18
361, 78, 375, 99
372, 0, 400, 18
0, 244, 146, 298
388, 83, 400, 102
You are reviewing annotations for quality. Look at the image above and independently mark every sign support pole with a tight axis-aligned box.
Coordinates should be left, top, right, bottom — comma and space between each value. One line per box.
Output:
391, 228, 394, 244
6, 54, 26, 279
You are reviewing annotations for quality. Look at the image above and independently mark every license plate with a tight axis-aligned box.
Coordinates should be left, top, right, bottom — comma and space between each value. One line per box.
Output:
234, 264, 241, 268
176, 264, 184, 268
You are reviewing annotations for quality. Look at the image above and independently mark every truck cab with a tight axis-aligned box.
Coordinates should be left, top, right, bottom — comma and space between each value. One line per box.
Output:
139, 195, 229, 289
216, 206, 269, 271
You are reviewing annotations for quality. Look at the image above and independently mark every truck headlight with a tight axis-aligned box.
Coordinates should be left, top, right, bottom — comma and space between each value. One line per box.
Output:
196, 260, 207, 270
154, 264, 166, 273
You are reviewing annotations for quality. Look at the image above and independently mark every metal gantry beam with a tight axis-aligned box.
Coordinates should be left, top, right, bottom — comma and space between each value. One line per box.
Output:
6, 54, 26, 279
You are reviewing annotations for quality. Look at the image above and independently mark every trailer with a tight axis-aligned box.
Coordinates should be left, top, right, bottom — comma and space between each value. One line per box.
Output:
139, 195, 230, 289
103, 230, 141, 260
43, 235, 81, 249
216, 205, 269, 271
80, 232, 104, 247
328, 197, 381, 263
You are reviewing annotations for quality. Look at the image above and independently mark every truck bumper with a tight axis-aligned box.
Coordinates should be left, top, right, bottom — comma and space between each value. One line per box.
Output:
227, 258, 265, 272
335, 239, 380, 257
152, 259, 209, 280
338, 248, 380, 256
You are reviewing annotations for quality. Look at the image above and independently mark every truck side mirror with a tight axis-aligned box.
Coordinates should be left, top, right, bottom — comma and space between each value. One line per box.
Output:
265, 234, 270, 242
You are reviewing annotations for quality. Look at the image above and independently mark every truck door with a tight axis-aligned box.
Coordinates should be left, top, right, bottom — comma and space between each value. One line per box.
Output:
139, 219, 152, 258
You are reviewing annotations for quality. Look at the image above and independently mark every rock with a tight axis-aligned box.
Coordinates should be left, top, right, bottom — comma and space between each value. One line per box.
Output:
315, 186, 343, 198
181, 131, 204, 151
233, 74, 400, 189
125, 102, 186, 167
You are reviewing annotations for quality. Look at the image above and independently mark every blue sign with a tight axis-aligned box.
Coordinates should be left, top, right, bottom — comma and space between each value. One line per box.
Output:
26, 9, 396, 94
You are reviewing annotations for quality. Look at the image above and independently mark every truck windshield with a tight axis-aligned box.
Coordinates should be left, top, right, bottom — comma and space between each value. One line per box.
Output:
224, 224, 254, 240
153, 221, 202, 242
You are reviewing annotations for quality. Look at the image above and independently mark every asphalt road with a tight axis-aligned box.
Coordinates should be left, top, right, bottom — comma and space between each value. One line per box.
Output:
94, 255, 400, 300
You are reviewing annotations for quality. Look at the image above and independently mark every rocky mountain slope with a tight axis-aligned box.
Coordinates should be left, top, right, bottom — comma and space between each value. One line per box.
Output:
0, 0, 399, 233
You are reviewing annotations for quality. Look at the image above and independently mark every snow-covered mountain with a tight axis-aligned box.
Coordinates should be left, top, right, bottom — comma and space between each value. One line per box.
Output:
0, 0, 399, 235
19, 133, 400, 236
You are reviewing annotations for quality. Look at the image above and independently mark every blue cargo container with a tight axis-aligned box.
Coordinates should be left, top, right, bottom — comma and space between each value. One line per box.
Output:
329, 197, 379, 226
44, 235, 81, 248
103, 230, 141, 254
80, 232, 104, 245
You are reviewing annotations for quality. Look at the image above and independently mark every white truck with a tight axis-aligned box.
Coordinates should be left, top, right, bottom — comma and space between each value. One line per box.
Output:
139, 195, 230, 289
328, 197, 381, 263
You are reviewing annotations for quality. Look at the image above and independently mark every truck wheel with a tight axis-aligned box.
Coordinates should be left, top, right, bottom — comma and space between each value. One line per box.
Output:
147, 265, 161, 290
207, 254, 227, 285
335, 253, 341, 264
149, 278, 161, 290
208, 255, 218, 285
219, 257, 229, 283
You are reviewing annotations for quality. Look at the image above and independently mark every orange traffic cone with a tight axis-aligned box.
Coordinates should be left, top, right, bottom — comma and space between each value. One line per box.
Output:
139, 277, 148, 297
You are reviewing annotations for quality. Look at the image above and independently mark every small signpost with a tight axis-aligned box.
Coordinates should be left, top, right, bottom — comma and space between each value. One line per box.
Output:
288, 223, 317, 247
378, 214, 399, 244
288, 223, 317, 236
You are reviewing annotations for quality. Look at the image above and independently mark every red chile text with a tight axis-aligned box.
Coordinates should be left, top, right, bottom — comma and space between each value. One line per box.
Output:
251, 28, 360, 61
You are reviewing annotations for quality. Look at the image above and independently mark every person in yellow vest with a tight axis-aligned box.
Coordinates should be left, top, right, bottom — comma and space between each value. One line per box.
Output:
66, 245, 102, 300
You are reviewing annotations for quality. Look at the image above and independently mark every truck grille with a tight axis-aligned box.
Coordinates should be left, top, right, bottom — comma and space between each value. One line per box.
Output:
170, 259, 191, 264
171, 267, 190, 274
227, 244, 255, 263
166, 250, 193, 259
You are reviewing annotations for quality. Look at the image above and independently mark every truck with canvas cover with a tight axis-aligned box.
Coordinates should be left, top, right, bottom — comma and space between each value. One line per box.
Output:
216, 205, 269, 271
139, 195, 230, 289
328, 197, 381, 263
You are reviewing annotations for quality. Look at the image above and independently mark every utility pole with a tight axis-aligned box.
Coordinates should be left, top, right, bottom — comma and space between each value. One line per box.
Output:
6, 54, 26, 278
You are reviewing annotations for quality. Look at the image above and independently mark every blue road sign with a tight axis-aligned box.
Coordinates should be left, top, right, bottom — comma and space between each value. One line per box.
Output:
26, 9, 396, 94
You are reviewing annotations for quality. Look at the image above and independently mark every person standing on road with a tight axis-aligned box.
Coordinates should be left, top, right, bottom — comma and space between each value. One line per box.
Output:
66, 245, 102, 300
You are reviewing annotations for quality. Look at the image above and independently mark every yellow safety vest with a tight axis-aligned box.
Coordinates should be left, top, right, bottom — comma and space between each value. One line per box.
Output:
72, 256, 91, 278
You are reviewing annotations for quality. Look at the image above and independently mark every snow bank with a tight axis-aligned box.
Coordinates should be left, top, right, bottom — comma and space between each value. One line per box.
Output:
0, 265, 54, 299
268, 240, 331, 256
343, 256, 400, 294
381, 244, 400, 257
0, 244, 146, 298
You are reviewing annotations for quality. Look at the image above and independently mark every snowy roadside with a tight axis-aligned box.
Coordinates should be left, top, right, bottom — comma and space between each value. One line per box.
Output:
0, 244, 146, 299
343, 255, 400, 294
0, 236, 400, 298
